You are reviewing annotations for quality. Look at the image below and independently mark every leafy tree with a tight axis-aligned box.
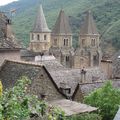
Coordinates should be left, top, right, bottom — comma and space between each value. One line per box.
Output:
84, 81, 120, 120
0, 76, 65, 120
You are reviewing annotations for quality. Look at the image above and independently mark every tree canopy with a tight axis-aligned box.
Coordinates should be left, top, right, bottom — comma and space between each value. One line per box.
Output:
84, 81, 120, 120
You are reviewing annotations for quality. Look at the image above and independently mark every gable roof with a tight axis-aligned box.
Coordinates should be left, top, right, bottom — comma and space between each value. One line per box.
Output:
32, 5, 50, 33
0, 60, 66, 99
80, 10, 99, 35
0, 59, 108, 99
52, 10, 72, 35
44, 65, 107, 97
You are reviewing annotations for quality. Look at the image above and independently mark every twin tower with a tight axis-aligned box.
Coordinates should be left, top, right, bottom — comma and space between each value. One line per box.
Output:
29, 5, 101, 68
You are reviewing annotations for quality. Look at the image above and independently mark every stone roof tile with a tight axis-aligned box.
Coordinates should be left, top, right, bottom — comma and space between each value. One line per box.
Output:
80, 10, 99, 35
52, 10, 72, 35
32, 5, 50, 33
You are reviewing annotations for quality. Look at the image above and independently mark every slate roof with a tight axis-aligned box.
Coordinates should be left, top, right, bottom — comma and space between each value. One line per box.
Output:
52, 10, 72, 35
0, 60, 67, 99
0, 58, 110, 100
80, 10, 99, 35
41, 62, 107, 96
114, 108, 120, 120
49, 99, 97, 116
78, 79, 120, 96
32, 5, 50, 33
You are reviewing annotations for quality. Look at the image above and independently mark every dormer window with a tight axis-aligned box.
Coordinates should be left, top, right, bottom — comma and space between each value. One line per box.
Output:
64, 38, 69, 46
60, 82, 71, 98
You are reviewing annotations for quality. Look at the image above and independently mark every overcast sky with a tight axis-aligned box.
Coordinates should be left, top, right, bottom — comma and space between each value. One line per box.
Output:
0, 0, 18, 6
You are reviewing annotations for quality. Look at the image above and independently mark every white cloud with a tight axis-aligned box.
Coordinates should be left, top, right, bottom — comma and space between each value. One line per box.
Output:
0, 0, 18, 6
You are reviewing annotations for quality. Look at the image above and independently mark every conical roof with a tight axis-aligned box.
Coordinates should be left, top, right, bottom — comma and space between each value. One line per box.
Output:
52, 10, 72, 35
80, 10, 99, 35
32, 5, 50, 33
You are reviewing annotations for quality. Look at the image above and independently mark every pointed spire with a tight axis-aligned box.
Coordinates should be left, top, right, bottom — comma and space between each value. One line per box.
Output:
80, 10, 99, 35
32, 5, 50, 33
52, 10, 72, 35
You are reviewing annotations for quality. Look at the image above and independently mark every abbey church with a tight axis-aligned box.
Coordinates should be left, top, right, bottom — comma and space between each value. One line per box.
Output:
27, 5, 102, 69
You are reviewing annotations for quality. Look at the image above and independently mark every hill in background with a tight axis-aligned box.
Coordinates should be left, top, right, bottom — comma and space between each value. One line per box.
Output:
0, 0, 120, 55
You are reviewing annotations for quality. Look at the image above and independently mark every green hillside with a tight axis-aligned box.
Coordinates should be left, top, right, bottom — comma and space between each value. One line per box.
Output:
0, 0, 120, 51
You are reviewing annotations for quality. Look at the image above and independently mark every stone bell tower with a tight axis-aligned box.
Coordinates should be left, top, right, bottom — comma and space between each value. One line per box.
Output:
74, 10, 101, 68
29, 5, 51, 53
50, 9, 74, 68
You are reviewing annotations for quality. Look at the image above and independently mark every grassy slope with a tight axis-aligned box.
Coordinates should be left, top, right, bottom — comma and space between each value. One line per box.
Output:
0, 0, 120, 51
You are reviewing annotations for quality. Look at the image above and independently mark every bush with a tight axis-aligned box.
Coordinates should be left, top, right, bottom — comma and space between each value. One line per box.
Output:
66, 113, 102, 120
0, 76, 65, 120
84, 81, 120, 120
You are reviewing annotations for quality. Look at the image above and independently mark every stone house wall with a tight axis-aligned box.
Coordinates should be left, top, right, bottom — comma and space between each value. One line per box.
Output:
72, 85, 84, 102
0, 61, 64, 101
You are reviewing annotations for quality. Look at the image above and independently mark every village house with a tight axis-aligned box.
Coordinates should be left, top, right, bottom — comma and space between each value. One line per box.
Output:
0, 5, 120, 117
0, 12, 21, 65
0, 59, 98, 116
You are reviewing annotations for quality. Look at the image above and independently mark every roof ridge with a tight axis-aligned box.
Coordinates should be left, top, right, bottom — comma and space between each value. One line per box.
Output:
1, 59, 43, 67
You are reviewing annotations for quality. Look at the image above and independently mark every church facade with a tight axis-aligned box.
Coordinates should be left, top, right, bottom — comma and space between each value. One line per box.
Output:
29, 5, 102, 69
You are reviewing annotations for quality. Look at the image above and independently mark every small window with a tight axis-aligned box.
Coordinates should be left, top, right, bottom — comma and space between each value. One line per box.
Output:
66, 56, 69, 62
44, 35, 47, 40
64, 38, 69, 46
82, 39, 85, 46
37, 34, 40, 40
32, 34, 34, 40
91, 39, 96, 46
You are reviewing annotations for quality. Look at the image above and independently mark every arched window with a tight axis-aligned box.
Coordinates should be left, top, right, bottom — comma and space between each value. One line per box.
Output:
91, 39, 96, 46
44, 35, 47, 40
37, 34, 40, 40
64, 38, 69, 46
66, 56, 69, 62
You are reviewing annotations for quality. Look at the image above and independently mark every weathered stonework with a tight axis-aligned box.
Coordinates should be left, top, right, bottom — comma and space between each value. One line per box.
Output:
0, 61, 65, 101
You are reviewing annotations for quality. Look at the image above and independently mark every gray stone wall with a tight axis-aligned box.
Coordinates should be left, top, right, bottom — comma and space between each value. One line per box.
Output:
0, 61, 64, 101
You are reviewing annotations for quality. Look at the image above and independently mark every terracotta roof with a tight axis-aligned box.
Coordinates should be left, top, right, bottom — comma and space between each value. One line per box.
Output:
80, 10, 99, 35
49, 99, 97, 116
32, 5, 50, 33
52, 10, 72, 35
